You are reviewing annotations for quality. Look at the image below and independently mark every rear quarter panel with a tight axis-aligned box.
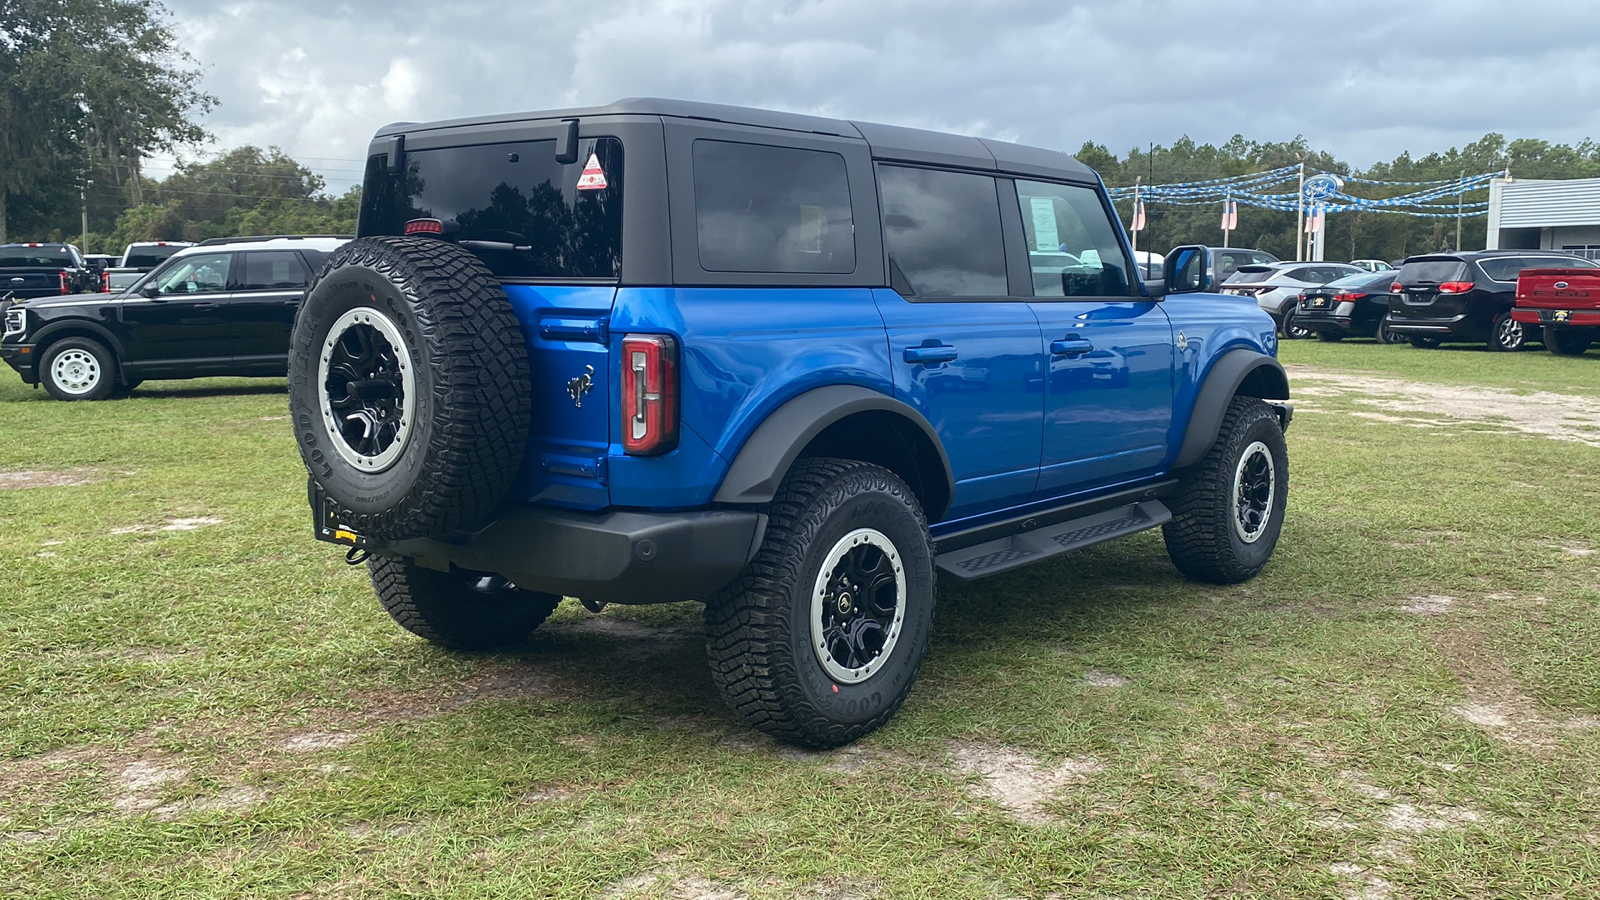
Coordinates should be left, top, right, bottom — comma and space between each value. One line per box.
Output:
606, 286, 892, 508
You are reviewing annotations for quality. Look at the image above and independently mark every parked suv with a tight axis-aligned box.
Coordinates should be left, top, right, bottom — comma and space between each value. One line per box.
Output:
1223, 261, 1363, 338
1210, 248, 1279, 287
0, 242, 97, 299
1384, 250, 1598, 350
1, 235, 346, 399
293, 99, 1292, 748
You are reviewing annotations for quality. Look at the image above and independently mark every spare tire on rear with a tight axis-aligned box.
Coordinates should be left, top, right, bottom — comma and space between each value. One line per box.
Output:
289, 236, 532, 541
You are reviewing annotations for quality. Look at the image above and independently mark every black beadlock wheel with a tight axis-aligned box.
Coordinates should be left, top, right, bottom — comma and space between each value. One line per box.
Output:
368, 554, 561, 650
288, 237, 533, 541
1489, 312, 1525, 352
1162, 397, 1289, 584
1544, 326, 1593, 356
704, 458, 935, 748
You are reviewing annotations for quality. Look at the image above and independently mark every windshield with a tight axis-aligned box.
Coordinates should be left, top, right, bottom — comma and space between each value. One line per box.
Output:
359, 137, 623, 279
0, 248, 73, 267
122, 245, 187, 269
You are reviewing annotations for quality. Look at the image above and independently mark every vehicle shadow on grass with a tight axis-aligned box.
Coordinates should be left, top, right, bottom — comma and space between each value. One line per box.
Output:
128, 381, 288, 399
432, 538, 1198, 739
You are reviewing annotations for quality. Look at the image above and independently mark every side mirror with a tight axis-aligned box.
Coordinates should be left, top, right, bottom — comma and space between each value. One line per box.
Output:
1143, 279, 1168, 300
1164, 245, 1215, 294
140, 284, 162, 300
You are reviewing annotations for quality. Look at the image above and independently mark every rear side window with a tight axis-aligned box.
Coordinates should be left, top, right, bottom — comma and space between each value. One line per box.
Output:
0, 248, 73, 267
692, 141, 855, 274
1014, 180, 1132, 297
237, 251, 309, 290
1480, 256, 1598, 282
1397, 259, 1469, 284
359, 137, 623, 280
879, 165, 1007, 297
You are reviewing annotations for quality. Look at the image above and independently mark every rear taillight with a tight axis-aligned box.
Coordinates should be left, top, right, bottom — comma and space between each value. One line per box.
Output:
1334, 292, 1368, 302
1439, 281, 1473, 294
101, 271, 111, 292
621, 334, 679, 456
1296, 292, 1306, 301
58, 272, 70, 294
404, 218, 444, 235
1389, 283, 1403, 293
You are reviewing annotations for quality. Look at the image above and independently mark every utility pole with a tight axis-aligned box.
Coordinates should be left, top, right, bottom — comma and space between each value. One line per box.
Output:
1295, 163, 1306, 261
1455, 169, 1465, 252
80, 179, 92, 252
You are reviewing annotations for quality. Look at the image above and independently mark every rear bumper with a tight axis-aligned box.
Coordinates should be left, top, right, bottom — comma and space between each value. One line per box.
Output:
1295, 312, 1359, 336
1383, 313, 1476, 338
1511, 308, 1600, 327
0, 343, 37, 383
375, 506, 768, 605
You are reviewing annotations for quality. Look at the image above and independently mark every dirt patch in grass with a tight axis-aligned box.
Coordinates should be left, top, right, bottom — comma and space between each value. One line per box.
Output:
111, 758, 190, 813
1083, 669, 1132, 687
111, 515, 226, 535
948, 742, 1102, 826
0, 468, 96, 489
1290, 366, 1600, 446
1399, 594, 1457, 616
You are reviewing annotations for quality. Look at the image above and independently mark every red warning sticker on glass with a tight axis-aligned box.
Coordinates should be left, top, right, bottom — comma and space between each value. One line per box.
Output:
576, 153, 608, 191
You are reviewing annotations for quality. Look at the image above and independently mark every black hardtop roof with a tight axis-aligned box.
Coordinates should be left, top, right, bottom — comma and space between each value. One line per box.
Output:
374, 97, 1096, 181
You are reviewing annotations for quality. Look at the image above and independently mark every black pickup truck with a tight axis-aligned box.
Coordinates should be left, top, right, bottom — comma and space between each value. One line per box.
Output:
0, 243, 96, 299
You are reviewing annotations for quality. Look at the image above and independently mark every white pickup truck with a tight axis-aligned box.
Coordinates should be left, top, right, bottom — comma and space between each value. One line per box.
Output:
103, 241, 194, 292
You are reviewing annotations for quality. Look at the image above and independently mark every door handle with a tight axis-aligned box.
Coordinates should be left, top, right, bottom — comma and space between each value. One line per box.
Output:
1050, 337, 1095, 357
903, 343, 959, 364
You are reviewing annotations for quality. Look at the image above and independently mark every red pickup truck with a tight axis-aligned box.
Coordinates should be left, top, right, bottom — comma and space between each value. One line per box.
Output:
1513, 267, 1600, 355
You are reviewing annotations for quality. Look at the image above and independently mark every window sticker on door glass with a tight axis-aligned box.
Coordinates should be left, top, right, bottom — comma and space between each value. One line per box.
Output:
799, 204, 825, 253
1030, 197, 1060, 252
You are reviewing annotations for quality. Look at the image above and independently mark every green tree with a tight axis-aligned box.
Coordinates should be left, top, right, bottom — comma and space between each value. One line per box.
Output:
0, 0, 213, 241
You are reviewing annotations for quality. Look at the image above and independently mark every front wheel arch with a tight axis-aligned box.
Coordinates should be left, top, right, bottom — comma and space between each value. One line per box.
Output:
1173, 350, 1289, 470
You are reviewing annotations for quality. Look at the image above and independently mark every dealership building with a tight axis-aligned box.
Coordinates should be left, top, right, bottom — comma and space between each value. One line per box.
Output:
1486, 176, 1600, 259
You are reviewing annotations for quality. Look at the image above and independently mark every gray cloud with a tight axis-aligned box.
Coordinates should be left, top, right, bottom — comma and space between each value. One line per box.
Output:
159, 0, 1600, 192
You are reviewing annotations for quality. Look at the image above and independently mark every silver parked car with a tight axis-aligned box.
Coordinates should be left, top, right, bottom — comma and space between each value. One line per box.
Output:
1223, 261, 1365, 338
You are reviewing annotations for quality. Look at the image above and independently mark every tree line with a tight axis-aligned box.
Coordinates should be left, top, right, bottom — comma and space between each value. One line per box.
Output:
8, 1, 1600, 261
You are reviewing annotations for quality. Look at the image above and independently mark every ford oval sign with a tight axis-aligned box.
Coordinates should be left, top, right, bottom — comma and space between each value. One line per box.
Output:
1555, 281, 1570, 289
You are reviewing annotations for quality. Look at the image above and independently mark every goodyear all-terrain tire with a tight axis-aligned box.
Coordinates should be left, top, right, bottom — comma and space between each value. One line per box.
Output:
289, 237, 532, 541
1544, 326, 1593, 356
1162, 397, 1288, 585
705, 459, 935, 748
40, 336, 115, 401
369, 554, 561, 651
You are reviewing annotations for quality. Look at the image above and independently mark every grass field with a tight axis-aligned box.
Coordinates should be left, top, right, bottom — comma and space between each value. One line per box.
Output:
1, 340, 1598, 898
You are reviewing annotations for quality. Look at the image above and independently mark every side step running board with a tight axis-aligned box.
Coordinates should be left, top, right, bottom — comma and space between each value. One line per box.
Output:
935, 500, 1172, 580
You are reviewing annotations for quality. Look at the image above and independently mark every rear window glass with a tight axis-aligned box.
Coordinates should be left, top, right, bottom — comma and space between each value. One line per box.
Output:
1480, 256, 1598, 282
1226, 267, 1275, 284
879, 166, 1007, 297
1397, 259, 1469, 284
359, 137, 623, 280
122, 245, 187, 269
0, 248, 72, 267
1321, 272, 1381, 291
692, 141, 855, 274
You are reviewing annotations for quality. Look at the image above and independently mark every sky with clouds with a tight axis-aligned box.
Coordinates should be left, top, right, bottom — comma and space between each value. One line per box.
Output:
155, 0, 1600, 194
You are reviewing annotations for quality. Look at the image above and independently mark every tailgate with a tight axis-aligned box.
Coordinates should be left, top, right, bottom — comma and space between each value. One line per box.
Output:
503, 284, 617, 511
2, 270, 64, 294
1390, 284, 1461, 319
1516, 268, 1600, 311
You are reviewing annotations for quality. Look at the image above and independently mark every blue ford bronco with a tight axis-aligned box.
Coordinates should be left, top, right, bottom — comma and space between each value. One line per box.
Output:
292, 99, 1291, 748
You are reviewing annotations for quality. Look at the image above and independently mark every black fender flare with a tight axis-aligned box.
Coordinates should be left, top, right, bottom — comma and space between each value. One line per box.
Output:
1173, 349, 1290, 469
712, 385, 954, 518
30, 320, 128, 361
